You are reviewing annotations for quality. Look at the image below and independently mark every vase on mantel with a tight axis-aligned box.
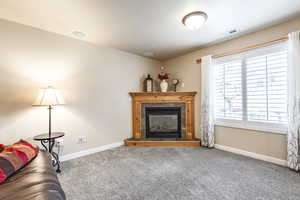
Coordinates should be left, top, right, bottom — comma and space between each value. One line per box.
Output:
160, 79, 168, 92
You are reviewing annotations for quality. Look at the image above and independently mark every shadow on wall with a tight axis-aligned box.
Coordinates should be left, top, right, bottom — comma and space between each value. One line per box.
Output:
0, 67, 36, 130
60, 65, 134, 137
0, 59, 74, 144
0, 63, 133, 153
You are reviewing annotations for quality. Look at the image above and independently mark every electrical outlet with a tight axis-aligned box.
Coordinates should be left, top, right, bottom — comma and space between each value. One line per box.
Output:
55, 138, 64, 147
55, 138, 64, 156
77, 136, 87, 144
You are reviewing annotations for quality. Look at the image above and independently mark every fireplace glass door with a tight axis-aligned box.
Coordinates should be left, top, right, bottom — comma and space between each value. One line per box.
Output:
145, 107, 181, 138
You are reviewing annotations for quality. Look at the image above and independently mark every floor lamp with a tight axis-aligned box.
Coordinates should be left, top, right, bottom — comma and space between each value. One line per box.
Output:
33, 86, 65, 150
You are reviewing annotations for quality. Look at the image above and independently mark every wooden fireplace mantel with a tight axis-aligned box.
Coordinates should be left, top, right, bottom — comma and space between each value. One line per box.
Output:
129, 92, 197, 140
129, 92, 197, 97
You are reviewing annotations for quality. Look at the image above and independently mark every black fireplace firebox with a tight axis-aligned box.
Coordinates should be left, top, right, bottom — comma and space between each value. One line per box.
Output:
145, 107, 181, 138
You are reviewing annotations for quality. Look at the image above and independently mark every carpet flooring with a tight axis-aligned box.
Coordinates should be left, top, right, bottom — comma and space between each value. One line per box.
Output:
58, 146, 300, 200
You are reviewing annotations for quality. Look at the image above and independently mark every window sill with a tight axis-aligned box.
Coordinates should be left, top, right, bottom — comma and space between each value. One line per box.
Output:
215, 120, 287, 135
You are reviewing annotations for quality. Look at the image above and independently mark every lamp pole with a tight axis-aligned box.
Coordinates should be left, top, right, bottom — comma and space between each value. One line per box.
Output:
48, 105, 52, 152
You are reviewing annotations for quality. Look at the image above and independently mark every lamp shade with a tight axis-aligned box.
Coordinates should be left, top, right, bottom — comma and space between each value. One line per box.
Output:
33, 86, 65, 106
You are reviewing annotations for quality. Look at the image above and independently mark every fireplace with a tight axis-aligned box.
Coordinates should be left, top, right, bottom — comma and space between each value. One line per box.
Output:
124, 92, 201, 146
128, 92, 197, 145
126, 92, 199, 146
145, 107, 181, 138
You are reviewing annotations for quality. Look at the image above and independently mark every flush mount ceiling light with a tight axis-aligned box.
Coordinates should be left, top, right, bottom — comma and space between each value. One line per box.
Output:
71, 30, 86, 38
182, 11, 208, 30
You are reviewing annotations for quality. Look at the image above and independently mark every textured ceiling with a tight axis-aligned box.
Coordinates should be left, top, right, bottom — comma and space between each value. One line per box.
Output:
0, 0, 300, 60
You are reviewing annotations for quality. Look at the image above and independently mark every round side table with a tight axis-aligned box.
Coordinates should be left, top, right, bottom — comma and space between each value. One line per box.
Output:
34, 132, 65, 173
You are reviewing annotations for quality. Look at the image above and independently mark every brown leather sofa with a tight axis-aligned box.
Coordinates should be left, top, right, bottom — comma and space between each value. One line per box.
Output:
0, 150, 66, 200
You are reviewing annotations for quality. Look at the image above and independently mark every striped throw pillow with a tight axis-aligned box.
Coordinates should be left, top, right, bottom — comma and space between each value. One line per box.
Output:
0, 140, 38, 183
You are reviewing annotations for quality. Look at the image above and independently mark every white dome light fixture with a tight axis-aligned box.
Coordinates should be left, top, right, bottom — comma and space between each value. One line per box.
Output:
182, 11, 208, 30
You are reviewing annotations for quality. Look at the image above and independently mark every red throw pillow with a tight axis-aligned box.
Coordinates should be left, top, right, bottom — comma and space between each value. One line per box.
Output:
0, 140, 38, 183
0, 169, 6, 183
0, 144, 5, 152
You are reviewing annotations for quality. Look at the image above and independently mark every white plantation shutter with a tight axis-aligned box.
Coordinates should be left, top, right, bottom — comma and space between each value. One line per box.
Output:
246, 51, 288, 122
266, 51, 288, 122
214, 42, 288, 133
215, 60, 242, 120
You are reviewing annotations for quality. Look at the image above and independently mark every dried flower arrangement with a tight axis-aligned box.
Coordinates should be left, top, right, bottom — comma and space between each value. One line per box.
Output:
158, 72, 170, 80
158, 66, 170, 80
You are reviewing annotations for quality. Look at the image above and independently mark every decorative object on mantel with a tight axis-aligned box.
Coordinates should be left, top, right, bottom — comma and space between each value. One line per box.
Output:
172, 79, 180, 92
143, 74, 154, 92
158, 66, 170, 92
181, 80, 185, 88
160, 79, 168, 92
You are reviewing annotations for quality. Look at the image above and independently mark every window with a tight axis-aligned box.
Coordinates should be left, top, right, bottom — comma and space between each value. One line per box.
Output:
215, 42, 288, 133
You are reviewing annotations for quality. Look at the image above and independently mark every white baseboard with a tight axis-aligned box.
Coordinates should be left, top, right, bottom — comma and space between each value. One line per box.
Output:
60, 142, 286, 166
60, 142, 123, 162
214, 144, 287, 166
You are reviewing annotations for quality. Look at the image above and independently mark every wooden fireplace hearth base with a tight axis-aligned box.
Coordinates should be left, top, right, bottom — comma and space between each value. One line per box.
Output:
124, 138, 201, 147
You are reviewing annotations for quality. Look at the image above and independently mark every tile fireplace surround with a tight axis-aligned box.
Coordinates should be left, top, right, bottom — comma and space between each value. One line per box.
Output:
125, 92, 200, 146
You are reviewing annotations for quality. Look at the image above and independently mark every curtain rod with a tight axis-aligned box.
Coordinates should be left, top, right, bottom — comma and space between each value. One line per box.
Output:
196, 36, 289, 64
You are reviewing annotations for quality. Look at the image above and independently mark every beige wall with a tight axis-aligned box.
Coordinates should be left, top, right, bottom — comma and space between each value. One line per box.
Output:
0, 19, 161, 155
2, 15, 299, 160
164, 16, 300, 160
